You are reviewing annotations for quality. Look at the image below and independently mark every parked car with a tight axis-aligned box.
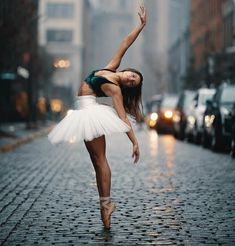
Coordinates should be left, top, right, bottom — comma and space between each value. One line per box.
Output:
185, 88, 216, 143
227, 103, 235, 158
156, 94, 178, 134
145, 94, 162, 129
229, 102, 235, 157
173, 90, 196, 140
202, 84, 235, 151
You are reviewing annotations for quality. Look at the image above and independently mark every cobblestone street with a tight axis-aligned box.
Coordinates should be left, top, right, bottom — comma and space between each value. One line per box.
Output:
0, 127, 235, 245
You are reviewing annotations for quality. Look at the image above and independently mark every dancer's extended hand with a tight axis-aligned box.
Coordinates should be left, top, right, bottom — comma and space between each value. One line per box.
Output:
132, 143, 140, 164
138, 5, 146, 26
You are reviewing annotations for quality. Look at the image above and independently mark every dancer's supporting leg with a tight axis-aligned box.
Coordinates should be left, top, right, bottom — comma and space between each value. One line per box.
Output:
85, 136, 116, 229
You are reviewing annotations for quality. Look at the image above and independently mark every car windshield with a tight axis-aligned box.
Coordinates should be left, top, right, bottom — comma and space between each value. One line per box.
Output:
182, 93, 195, 111
221, 87, 235, 104
161, 96, 177, 109
199, 92, 215, 105
146, 100, 161, 113
184, 93, 195, 106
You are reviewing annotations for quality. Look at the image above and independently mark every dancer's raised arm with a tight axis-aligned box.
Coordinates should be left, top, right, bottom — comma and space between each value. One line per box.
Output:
104, 6, 146, 71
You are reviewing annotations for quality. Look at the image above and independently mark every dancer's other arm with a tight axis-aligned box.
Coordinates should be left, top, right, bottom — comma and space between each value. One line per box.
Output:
103, 85, 140, 163
104, 6, 146, 71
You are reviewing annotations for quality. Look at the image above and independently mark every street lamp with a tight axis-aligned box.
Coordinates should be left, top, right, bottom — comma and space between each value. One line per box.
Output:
53, 59, 71, 69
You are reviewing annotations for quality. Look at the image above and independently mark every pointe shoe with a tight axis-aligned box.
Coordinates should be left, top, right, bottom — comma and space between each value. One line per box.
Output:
100, 198, 116, 229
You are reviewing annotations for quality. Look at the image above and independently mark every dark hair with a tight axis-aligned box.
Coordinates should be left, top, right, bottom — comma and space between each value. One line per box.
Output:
120, 68, 143, 122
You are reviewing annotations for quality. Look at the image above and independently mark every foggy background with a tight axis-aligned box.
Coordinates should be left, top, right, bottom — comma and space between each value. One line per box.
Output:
0, 0, 234, 124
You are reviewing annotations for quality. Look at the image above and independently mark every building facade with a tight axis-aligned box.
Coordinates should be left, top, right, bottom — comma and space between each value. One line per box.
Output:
81, 0, 93, 79
190, 0, 223, 86
222, 0, 234, 49
141, 0, 169, 100
39, 0, 84, 104
168, 0, 191, 92
190, 0, 235, 86
86, 0, 137, 72
221, 0, 235, 82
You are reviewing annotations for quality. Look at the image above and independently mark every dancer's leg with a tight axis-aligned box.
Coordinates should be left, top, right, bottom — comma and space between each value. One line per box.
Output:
84, 135, 111, 198
84, 135, 116, 229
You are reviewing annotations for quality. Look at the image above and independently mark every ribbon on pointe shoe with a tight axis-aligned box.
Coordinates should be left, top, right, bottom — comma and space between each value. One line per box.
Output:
99, 196, 116, 229
99, 196, 111, 208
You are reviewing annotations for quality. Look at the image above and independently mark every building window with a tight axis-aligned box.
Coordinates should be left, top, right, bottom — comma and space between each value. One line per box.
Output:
46, 29, 73, 43
47, 3, 74, 19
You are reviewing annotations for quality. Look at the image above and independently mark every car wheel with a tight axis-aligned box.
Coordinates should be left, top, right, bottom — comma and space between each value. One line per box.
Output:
187, 132, 194, 143
193, 125, 201, 145
156, 126, 163, 135
202, 130, 211, 148
211, 125, 222, 152
178, 133, 184, 140
231, 123, 235, 158
175, 128, 184, 140
194, 132, 201, 145
173, 128, 179, 139
231, 138, 235, 158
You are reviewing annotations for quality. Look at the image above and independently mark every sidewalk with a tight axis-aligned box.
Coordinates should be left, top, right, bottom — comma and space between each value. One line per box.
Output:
0, 122, 54, 153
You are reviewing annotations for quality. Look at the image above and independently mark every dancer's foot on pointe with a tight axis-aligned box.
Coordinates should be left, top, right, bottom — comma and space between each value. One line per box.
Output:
100, 197, 116, 230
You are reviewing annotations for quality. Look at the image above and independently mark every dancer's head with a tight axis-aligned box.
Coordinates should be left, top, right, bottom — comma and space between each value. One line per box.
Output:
119, 68, 143, 122
120, 68, 143, 88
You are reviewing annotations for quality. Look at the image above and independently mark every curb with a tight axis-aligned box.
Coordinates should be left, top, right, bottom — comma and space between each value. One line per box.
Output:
0, 126, 53, 154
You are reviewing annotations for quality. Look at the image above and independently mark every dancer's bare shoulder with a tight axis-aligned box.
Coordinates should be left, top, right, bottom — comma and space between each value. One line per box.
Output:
101, 83, 121, 97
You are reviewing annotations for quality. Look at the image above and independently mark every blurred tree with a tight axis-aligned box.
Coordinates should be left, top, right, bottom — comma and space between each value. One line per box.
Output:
37, 47, 55, 98
0, 1, 37, 72
0, 0, 54, 126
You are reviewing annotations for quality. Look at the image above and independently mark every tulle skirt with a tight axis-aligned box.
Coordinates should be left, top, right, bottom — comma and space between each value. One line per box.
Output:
48, 95, 131, 144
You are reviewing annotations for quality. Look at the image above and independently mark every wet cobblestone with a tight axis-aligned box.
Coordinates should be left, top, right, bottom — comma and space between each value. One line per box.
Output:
0, 128, 235, 245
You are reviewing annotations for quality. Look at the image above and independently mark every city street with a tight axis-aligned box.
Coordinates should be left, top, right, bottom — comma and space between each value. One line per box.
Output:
0, 127, 234, 245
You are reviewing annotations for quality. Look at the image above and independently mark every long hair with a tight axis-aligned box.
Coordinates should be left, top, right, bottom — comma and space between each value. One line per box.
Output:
120, 68, 143, 122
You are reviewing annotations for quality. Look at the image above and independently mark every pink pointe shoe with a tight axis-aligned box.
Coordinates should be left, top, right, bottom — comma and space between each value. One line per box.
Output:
100, 197, 116, 230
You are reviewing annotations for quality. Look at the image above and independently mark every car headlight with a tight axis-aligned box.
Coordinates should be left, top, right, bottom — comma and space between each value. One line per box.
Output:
150, 112, 158, 121
187, 115, 196, 126
204, 114, 215, 127
148, 113, 158, 128
173, 112, 181, 122
149, 120, 157, 127
164, 110, 173, 119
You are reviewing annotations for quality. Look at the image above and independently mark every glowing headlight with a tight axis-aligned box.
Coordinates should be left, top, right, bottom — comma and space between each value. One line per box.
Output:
150, 112, 158, 121
148, 113, 158, 128
164, 110, 173, 119
173, 112, 181, 123
204, 114, 215, 127
187, 115, 196, 126
149, 120, 157, 127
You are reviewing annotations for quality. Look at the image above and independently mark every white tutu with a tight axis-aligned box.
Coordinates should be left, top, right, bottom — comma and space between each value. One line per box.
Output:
48, 95, 131, 144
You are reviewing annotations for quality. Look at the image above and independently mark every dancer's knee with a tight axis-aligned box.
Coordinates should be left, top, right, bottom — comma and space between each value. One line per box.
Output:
90, 153, 106, 168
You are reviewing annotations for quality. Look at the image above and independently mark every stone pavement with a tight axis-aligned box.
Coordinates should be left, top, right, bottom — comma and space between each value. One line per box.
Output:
0, 128, 235, 245
0, 122, 53, 153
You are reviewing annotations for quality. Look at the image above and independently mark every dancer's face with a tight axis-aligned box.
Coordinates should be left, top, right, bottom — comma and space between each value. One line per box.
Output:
121, 71, 141, 88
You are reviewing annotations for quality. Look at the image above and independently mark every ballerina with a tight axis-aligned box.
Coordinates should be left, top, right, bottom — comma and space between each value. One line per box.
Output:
48, 5, 146, 229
